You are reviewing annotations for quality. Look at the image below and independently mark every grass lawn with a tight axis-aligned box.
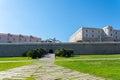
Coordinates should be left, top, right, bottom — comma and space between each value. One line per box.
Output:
0, 57, 38, 71
0, 57, 35, 61
55, 54, 120, 80
0, 62, 32, 71
56, 54, 120, 60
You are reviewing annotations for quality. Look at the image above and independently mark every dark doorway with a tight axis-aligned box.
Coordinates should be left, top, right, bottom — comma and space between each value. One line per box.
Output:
49, 49, 53, 53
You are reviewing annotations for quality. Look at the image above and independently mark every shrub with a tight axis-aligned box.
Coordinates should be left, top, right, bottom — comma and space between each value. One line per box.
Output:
55, 48, 73, 57
26, 50, 36, 59
66, 49, 74, 57
36, 48, 46, 58
26, 48, 46, 59
22, 52, 27, 57
55, 48, 65, 57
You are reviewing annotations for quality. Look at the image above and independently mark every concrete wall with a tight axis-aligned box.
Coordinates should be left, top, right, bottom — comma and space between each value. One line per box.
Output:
0, 42, 120, 57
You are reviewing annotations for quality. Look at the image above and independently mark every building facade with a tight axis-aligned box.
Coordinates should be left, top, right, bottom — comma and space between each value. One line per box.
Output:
0, 33, 41, 43
69, 26, 120, 42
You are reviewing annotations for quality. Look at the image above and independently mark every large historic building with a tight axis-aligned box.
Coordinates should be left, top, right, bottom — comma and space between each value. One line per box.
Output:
69, 26, 120, 42
0, 33, 41, 43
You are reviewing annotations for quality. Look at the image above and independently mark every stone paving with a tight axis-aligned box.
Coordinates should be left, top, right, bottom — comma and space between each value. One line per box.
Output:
0, 54, 104, 80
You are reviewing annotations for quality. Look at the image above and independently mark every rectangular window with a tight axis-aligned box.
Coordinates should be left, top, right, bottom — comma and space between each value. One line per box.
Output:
36, 40, 38, 42
92, 30, 94, 32
13, 38, 15, 40
86, 30, 88, 32
110, 29, 112, 31
19, 35, 23, 38
98, 35, 100, 38
86, 34, 88, 37
10, 35, 12, 37
8, 34, 12, 37
92, 35, 94, 37
111, 34, 112, 36
24, 39, 26, 42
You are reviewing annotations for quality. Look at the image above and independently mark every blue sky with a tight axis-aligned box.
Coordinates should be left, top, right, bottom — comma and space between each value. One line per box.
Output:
0, 0, 120, 42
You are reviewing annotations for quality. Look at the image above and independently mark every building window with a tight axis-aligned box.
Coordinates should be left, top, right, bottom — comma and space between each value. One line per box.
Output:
92, 30, 94, 32
36, 40, 38, 42
92, 35, 94, 37
7, 38, 9, 40
110, 29, 112, 31
116, 32, 117, 34
13, 38, 15, 40
116, 36, 117, 39
86, 30, 88, 32
24, 39, 26, 42
0, 37, 1, 40
98, 35, 100, 38
10, 35, 12, 37
19, 34, 23, 38
111, 34, 112, 36
8, 33, 12, 37
86, 34, 88, 37
30, 35, 33, 38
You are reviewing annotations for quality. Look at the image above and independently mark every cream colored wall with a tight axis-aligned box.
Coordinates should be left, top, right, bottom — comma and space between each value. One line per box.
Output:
69, 26, 120, 42
69, 28, 82, 42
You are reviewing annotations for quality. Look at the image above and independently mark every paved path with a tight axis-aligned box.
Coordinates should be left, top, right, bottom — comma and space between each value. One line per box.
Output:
0, 54, 104, 80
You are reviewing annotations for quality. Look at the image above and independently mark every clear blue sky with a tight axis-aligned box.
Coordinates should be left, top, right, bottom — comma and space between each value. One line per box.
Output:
0, 0, 120, 42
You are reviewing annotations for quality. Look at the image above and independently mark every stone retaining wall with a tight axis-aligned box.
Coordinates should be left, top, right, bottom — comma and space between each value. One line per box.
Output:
0, 42, 120, 56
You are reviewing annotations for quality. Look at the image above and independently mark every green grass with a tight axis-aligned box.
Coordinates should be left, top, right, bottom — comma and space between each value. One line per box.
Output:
0, 62, 32, 71
0, 57, 38, 71
26, 76, 36, 80
0, 57, 36, 61
55, 55, 120, 80
56, 54, 120, 60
